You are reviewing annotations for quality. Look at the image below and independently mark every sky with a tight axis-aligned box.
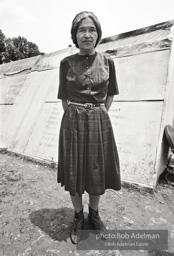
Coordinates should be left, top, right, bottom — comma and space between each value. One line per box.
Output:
0, 0, 174, 54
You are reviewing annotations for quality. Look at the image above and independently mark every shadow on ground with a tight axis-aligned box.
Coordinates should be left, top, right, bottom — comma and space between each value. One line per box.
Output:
29, 207, 74, 242
148, 250, 174, 256
29, 207, 94, 243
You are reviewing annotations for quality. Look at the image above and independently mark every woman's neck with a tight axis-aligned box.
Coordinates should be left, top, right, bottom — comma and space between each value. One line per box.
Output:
78, 49, 95, 56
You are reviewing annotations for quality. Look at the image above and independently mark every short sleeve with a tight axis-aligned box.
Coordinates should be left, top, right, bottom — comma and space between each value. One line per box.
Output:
107, 58, 119, 96
57, 59, 68, 100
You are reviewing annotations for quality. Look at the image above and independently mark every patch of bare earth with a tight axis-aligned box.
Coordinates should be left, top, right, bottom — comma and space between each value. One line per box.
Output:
0, 151, 174, 256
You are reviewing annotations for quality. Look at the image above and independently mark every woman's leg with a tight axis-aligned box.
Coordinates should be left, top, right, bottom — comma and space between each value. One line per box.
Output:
88, 194, 106, 232
89, 195, 100, 211
70, 193, 84, 244
70, 193, 83, 213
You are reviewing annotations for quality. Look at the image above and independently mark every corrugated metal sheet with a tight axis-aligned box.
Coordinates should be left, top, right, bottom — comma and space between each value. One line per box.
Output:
1, 20, 174, 189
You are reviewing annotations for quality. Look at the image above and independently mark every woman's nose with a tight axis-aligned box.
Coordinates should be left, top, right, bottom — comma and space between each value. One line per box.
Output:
84, 30, 90, 38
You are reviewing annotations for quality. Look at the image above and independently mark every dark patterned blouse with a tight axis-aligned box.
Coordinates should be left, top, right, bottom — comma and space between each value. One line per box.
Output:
57, 51, 119, 103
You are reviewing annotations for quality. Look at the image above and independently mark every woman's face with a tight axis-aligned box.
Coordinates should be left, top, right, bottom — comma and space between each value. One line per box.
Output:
76, 17, 98, 54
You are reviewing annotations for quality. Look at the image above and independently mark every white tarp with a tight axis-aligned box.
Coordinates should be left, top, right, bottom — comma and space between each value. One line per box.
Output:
1, 20, 174, 189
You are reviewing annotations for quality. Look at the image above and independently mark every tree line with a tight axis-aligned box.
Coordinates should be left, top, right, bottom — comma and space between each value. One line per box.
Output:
0, 29, 44, 64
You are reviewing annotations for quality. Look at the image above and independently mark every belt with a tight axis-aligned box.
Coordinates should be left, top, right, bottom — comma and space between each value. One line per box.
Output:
68, 101, 105, 109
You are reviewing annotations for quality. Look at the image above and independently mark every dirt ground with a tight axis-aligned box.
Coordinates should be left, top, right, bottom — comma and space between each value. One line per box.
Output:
0, 150, 174, 256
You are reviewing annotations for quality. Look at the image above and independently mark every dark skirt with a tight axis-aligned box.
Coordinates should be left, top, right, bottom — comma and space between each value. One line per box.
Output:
57, 104, 121, 196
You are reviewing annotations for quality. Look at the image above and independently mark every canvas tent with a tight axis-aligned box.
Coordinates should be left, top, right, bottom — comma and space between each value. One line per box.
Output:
1, 20, 174, 189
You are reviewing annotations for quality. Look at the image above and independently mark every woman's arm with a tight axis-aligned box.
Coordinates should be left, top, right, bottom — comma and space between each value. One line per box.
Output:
62, 99, 68, 111
105, 95, 114, 111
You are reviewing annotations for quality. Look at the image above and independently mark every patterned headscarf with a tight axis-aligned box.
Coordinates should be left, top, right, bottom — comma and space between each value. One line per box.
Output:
71, 11, 102, 48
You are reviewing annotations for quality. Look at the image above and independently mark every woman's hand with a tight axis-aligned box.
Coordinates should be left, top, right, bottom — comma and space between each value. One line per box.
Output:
62, 99, 68, 111
105, 95, 114, 111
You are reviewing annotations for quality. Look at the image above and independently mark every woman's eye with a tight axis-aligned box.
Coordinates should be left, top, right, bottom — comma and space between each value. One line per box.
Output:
78, 28, 85, 32
78, 27, 96, 33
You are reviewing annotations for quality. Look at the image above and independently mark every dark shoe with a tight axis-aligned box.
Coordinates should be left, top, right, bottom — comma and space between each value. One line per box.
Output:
88, 206, 106, 233
70, 208, 84, 244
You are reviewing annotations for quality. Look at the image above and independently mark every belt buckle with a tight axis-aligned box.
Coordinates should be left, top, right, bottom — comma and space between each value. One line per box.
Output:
84, 103, 94, 109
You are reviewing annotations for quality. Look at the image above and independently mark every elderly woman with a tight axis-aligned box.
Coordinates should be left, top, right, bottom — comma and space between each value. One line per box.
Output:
57, 11, 121, 244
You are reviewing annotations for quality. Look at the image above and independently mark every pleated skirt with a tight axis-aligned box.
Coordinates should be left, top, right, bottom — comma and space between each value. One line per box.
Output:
57, 104, 121, 196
